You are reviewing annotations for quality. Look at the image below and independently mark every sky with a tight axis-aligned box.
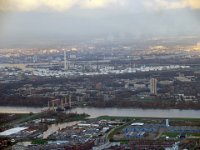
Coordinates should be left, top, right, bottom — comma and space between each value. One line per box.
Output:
0, 0, 200, 47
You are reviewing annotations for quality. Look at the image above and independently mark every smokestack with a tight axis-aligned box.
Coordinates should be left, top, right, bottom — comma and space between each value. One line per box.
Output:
52, 101, 55, 111
48, 101, 50, 109
65, 96, 67, 105
166, 119, 170, 127
64, 51, 67, 70
61, 99, 64, 108
69, 95, 72, 108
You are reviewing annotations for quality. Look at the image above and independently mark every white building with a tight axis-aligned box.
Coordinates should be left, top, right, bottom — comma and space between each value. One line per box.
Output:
150, 78, 157, 95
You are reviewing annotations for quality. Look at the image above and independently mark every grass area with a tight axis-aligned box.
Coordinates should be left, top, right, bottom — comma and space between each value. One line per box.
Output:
32, 139, 47, 145
97, 116, 135, 122
15, 113, 43, 123
0, 113, 43, 128
170, 118, 200, 121
97, 115, 200, 121
18, 112, 89, 124
117, 140, 129, 144
188, 133, 200, 137
140, 97, 160, 102
162, 132, 180, 138
162, 132, 200, 138
96, 116, 200, 126
0, 114, 29, 126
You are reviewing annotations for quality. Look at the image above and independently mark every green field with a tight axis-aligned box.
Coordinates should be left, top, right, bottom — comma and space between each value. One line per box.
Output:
32, 139, 47, 145
162, 132, 180, 138
188, 133, 200, 137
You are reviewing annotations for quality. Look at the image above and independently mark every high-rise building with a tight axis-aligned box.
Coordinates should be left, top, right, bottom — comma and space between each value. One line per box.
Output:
33, 55, 37, 63
64, 51, 69, 70
150, 78, 157, 95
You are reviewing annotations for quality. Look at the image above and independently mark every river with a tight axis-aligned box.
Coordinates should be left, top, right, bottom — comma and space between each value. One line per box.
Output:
0, 106, 200, 118
43, 121, 80, 139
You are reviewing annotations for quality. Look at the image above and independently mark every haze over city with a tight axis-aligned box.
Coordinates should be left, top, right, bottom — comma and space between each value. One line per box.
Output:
0, 0, 200, 47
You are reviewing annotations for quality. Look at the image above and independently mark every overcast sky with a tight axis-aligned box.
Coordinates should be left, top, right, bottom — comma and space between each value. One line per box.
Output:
0, 0, 200, 46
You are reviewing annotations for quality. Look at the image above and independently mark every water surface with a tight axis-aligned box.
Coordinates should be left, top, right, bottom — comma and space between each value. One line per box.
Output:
0, 106, 200, 119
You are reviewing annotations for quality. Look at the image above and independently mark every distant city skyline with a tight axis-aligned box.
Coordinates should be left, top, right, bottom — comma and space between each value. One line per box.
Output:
0, 0, 200, 47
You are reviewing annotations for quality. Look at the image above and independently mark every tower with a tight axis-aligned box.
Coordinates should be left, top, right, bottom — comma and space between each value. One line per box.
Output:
64, 51, 69, 70
166, 119, 170, 127
69, 95, 72, 108
150, 78, 157, 95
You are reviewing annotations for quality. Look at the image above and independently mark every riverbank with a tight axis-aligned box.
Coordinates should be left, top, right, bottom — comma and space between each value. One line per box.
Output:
87, 100, 200, 110
1, 99, 200, 110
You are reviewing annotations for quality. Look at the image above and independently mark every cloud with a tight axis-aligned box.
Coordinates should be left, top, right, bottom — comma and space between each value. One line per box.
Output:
42, 0, 80, 11
81, 0, 110, 9
0, 0, 117, 12
154, 0, 186, 9
0, 0, 9, 12
0, 0, 200, 12
0, 0, 80, 12
0, 0, 9, 30
184, 0, 200, 9
142, 0, 200, 11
